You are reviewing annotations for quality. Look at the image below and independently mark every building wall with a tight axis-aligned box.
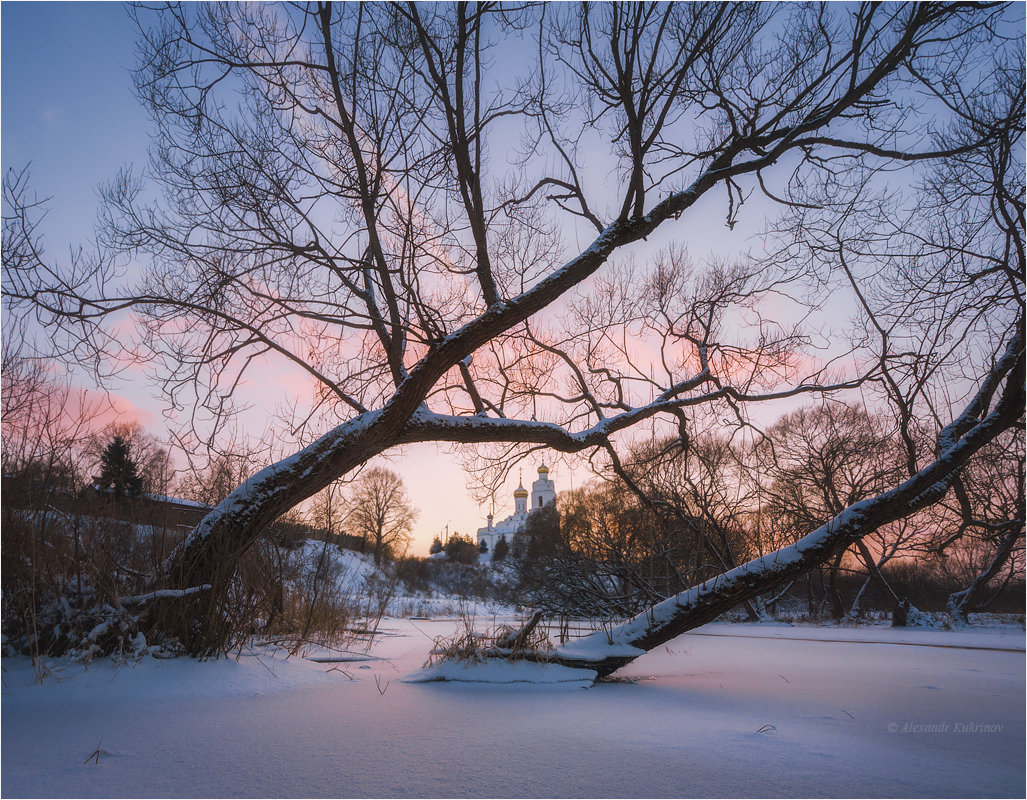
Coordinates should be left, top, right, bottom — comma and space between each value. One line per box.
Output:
476, 466, 556, 553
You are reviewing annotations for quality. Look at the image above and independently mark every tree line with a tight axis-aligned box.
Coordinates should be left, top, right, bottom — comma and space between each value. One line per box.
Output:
2, 351, 416, 558
508, 403, 1023, 626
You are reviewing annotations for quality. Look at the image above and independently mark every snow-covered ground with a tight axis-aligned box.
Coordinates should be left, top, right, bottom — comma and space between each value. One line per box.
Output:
288, 541, 517, 619
2, 618, 1023, 798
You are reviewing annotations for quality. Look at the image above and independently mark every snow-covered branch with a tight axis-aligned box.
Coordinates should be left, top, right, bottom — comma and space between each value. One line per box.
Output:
554, 338, 1024, 676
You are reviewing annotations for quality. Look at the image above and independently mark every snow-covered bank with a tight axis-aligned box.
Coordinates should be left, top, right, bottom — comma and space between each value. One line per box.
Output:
2, 619, 1023, 798
403, 659, 597, 686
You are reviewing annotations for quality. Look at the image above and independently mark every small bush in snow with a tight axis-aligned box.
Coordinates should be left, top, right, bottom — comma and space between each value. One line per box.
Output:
424, 612, 553, 668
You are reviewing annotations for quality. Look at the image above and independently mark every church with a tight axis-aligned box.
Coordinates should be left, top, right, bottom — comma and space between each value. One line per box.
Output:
476, 464, 556, 554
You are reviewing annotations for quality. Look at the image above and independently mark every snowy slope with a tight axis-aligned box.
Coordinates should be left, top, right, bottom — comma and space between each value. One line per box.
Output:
288, 540, 517, 619
2, 619, 1023, 798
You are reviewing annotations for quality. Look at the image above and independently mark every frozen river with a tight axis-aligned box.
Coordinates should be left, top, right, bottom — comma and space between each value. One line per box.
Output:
3, 619, 1024, 798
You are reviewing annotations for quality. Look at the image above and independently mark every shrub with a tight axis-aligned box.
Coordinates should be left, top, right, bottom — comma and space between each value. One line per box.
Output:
1, 493, 388, 664
390, 556, 494, 599
1, 503, 185, 662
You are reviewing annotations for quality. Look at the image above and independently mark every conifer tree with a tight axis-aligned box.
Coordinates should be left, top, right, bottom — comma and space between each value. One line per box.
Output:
95, 434, 143, 500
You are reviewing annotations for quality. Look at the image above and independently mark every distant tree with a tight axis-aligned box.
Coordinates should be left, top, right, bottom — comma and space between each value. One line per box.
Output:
444, 533, 480, 565
87, 422, 172, 497
512, 505, 562, 562
1, 345, 99, 503
559, 484, 655, 599
95, 435, 143, 500
428, 536, 443, 556
756, 405, 910, 621
627, 433, 759, 588
512, 501, 655, 618
347, 467, 417, 565
492, 534, 509, 562
177, 437, 259, 507
478, 538, 488, 554
308, 479, 346, 541
936, 429, 1025, 624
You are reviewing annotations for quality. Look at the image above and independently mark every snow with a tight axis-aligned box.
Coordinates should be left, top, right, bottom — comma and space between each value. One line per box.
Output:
2, 644, 341, 702
680, 620, 1025, 651
403, 659, 596, 686
282, 542, 517, 619
290, 540, 380, 594
145, 494, 209, 509
556, 636, 647, 660
3, 619, 1023, 798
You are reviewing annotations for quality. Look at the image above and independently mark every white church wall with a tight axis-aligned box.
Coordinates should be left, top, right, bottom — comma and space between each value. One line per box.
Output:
476, 465, 556, 553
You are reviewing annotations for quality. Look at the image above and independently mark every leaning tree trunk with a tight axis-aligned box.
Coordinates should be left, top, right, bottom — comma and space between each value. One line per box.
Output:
549, 347, 1023, 678
946, 523, 1023, 626
148, 214, 678, 654
150, 410, 405, 654
153, 332, 1021, 659
852, 539, 912, 627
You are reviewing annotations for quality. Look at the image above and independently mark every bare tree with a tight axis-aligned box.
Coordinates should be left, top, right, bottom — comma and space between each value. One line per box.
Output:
625, 432, 774, 620
347, 467, 417, 566
937, 430, 1025, 624
177, 445, 258, 508
512, 502, 650, 619
308, 479, 347, 541
2, 3, 1022, 659
1, 341, 106, 502
85, 421, 173, 498
754, 404, 913, 620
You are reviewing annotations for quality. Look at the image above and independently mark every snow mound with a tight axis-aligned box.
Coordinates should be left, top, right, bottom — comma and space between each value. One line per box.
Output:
555, 635, 646, 661
402, 658, 596, 686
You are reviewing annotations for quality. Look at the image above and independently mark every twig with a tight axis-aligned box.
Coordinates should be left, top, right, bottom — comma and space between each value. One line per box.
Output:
326, 666, 355, 680
244, 643, 278, 677
83, 739, 110, 765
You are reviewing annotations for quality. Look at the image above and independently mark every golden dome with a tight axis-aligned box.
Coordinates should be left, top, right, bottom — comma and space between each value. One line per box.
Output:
537, 464, 549, 475
513, 482, 528, 498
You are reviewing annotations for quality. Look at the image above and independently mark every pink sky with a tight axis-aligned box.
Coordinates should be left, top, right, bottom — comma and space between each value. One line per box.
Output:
80, 346, 590, 554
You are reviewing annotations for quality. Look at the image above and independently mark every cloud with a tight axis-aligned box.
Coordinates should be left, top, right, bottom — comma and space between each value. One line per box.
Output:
61, 385, 158, 434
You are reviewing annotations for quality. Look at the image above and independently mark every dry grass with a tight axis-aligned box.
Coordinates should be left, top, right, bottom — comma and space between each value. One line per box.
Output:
1, 505, 181, 666
423, 611, 554, 669
2, 505, 395, 668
